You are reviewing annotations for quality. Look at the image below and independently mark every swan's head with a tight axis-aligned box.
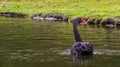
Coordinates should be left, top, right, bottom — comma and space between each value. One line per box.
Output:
75, 17, 87, 24
81, 18, 87, 24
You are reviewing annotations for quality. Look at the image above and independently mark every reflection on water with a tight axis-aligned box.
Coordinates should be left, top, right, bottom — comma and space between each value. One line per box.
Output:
0, 17, 120, 67
72, 56, 93, 67
59, 49, 120, 56
104, 27, 114, 41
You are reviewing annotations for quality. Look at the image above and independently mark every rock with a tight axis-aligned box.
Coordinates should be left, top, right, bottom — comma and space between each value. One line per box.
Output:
31, 13, 43, 20
101, 18, 115, 27
45, 13, 63, 21
0, 12, 28, 18
116, 22, 120, 28
31, 13, 70, 21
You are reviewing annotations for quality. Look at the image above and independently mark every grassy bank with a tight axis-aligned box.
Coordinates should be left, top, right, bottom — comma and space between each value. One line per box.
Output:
0, 0, 120, 18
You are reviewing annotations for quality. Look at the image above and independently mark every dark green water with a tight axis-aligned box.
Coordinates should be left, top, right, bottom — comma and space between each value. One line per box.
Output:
0, 17, 120, 67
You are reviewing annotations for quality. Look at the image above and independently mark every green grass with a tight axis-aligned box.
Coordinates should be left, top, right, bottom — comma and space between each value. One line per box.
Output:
0, 0, 120, 18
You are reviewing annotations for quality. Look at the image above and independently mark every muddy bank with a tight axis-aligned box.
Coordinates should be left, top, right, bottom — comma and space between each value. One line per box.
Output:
0, 12, 120, 28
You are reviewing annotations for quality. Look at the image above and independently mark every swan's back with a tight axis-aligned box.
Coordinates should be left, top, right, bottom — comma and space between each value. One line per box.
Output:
71, 42, 93, 56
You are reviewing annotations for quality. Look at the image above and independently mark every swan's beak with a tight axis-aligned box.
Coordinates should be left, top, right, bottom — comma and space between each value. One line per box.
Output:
81, 18, 87, 24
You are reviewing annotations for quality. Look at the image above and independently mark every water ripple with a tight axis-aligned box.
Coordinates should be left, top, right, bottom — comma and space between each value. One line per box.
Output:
59, 49, 120, 56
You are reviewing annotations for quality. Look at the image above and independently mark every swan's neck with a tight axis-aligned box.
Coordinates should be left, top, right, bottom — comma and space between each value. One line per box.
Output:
73, 18, 82, 42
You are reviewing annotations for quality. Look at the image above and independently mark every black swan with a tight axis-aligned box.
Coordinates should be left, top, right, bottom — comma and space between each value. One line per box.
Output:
71, 17, 93, 56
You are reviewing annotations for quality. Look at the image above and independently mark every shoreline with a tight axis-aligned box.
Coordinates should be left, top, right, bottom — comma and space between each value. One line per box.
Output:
0, 11, 120, 28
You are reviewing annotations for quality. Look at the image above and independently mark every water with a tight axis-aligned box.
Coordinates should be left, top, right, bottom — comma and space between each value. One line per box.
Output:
0, 17, 120, 67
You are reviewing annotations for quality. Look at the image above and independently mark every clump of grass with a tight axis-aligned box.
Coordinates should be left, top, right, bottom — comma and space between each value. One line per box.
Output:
85, 14, 102, 24
113, 18, 120, 27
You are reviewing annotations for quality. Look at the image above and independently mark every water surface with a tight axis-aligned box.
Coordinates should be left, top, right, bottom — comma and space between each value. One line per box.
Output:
0, 17, 120, 67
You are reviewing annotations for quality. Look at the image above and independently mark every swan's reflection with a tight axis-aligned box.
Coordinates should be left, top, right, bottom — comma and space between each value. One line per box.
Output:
72, 56, 93, 67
